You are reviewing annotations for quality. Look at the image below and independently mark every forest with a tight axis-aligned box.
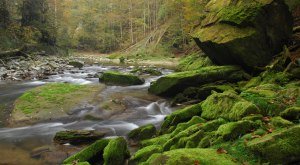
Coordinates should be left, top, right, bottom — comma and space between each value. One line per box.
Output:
0, 0, 300, 165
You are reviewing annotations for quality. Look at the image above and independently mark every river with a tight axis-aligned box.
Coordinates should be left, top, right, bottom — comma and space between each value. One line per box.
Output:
0, 64, 175, 164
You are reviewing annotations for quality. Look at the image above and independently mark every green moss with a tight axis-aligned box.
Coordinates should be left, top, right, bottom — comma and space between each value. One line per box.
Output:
242, 114, 263, 121
178, 130, 205, 148
54, 130, 105, 145
270, 116, 294, 128
280, 106, 300, 121
212, 139, 260, 164
128, 124, 156, 141
160, 104, 202, 134
12, 83, 103, 123
216, 120, 254, 141
241, 84, 299, 116
218, 3, 263, 26
170, 116, 206, 137
141, 134, 171, 147
130, 67, 162, 76
99, 71, 144, 86
254, 129, 267, 136
149, 66, 247, 96
242, 77, 262, 90
144, 148, 238, 165
163, 118, 226, 151
103, 137, 130, 165
247, 125, 300, 164
63, 139, 110, 164
130, 145, 163, 163
177, 53, 214, 72
201, 91, 260, 121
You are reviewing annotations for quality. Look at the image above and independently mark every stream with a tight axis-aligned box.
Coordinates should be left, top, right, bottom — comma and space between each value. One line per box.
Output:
0, 64, 175, 164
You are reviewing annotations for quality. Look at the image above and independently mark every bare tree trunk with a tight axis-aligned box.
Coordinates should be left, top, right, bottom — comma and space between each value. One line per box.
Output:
129, 0, 134, 44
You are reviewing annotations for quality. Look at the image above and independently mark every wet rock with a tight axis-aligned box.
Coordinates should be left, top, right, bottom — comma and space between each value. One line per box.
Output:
103, 137, 130, 165
128, 124, 156, 141
247, 125, 300, 164
63, 139, 110, 164
68, 61, 84, 69
144, 148, 238, 165
54, 130, 106, 145
99, 71, 145, 86
149, 66, 249, 97
130, 67, 162, 76
192, 0, 293, 70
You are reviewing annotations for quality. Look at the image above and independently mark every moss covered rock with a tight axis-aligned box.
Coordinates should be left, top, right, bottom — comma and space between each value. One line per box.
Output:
270, 116, 294, 128
172, 83, 235, 105
160, 104, 202, 134
103, 137, 130, 165
192, 0, 293, 69
99, 71, 144, 86
54, 130, 105, 145
247, 125, 300, 164
69, 61, 84, 68
241, 83, 300, 116
130, 145, 163, 163
144, 148, 238, 165
216, 121, 254, 141
280, 106, 300, 121
10, 83, 104, 126
149, 66, 249, 96
141, 134, 171, 148
63, 139, 110, 164
201, 91, 260, 121
170, 116, 206, 137
128, 124, 156, 141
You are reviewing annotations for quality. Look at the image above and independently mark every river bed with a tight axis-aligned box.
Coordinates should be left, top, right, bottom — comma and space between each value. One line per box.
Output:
0, 64, 175, 164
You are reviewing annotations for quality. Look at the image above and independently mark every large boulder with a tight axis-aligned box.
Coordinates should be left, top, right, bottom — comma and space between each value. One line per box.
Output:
103, 137, 130, 165
149, 66, 249, 96
192, 0, 293, 69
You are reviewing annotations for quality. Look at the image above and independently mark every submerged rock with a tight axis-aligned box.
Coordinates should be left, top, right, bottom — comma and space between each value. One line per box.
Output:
99, 71, 145, 86
247, 125, 300, 164
192, 0, 293, 69
53, 130, 105, 145
149, 66, 249, 96
144, 148, 238, 165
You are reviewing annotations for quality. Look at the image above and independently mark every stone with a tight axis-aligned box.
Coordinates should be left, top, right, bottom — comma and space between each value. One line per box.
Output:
63, 139, 110, 164
103, 137, 130, 165
149, 66, 249, 96
192, 0, 293, 70
280, 106, 300, 121
99, 71, 145, 86
144, 148, 238, 165
201, 91, 260, 121
128, 124, 156, 141
53, 130, 105, 145
247, 125, 300, 164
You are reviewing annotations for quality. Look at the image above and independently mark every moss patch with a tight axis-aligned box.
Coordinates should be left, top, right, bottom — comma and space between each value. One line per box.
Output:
216, 120, 254, 141
130, 145, 163, 163
128, 124, 156, 141
103, 137, 130, 165
63, 139, 110, 164
144, 148, 238, 165
99, 71, 144, 86
11, 83, 104, 125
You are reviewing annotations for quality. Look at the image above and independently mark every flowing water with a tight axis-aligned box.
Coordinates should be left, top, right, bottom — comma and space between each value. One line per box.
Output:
0, 65, 175, 164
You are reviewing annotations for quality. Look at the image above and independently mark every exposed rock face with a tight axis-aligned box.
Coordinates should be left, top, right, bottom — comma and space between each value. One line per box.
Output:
192, 0, 293, 69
